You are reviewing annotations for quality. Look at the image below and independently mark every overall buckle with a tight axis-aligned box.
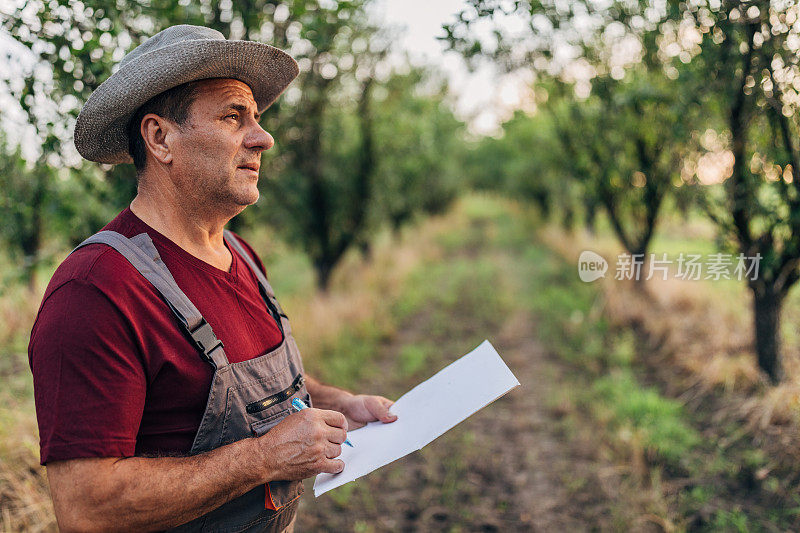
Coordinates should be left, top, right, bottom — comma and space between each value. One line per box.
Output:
189, 320, 224, 362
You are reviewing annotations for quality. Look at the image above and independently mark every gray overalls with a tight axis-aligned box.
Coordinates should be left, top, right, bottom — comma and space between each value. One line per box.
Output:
75, 230, 309, 532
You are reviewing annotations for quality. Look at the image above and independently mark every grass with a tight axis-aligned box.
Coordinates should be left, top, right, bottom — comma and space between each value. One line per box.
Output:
504, 216, 707, 526
397, 343, 433, 377
0, 255, 54, 531
447, 196, 773, 529
296, 195, 525, 530
5, 193, 800, 530
590, 369, 701, 468
539, 207, 800, 529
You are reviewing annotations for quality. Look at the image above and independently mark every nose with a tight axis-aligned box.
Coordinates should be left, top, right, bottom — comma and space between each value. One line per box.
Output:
245, 121, 274, 153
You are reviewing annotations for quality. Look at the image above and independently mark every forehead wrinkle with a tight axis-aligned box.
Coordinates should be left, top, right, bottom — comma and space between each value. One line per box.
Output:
219, 89, 257, 110
183, 79, 263, 129
196, 79, 256, 106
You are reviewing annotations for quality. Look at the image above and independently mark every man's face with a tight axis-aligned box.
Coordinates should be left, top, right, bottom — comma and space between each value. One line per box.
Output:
169, 78, 273, 212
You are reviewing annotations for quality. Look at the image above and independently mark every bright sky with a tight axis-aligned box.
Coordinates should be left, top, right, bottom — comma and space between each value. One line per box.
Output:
371, 0, 531, 135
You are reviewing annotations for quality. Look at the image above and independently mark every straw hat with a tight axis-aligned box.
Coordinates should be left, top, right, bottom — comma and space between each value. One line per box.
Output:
74, 24, 299, 164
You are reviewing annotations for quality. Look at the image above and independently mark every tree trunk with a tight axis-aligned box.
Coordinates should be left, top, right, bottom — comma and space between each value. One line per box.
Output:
26, 261, 38, 293
584, 200, 597, 234
315, 260, 333, 292
632, 252, 649, 291
560, 205, 574, 232
23, 164, 46, 293
358, 239, 373, 261
752, 286, 784, 383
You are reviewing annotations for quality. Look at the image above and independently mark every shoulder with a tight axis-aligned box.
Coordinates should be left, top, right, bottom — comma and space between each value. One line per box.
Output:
38, 209, 151, 308
29, 238, 160, 381
39, 241, 150, 312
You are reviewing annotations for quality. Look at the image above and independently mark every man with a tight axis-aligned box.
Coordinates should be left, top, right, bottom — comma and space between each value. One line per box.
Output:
28, 25, 397, 532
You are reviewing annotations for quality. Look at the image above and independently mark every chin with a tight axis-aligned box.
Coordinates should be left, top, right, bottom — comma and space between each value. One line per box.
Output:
236, 188, 260, 207
221, 176, 260, 208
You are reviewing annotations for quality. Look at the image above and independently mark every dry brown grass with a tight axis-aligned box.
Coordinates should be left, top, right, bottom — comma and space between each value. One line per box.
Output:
0, 277, 54, 532
540, 223, 800, 437
281, 219, 447, 364
0, 204, 461, 531
0, 438, 53, 532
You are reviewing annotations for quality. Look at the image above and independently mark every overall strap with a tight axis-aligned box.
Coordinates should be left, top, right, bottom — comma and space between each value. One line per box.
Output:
73, 231, 230, 369
223, 230, 286, 331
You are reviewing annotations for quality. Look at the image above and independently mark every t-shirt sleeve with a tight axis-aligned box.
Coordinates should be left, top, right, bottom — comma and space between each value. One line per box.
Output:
29, 279, 147, 465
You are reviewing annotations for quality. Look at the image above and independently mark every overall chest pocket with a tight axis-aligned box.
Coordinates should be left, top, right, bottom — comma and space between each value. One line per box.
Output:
250, 409, 290, 437
220, 371, 307, 446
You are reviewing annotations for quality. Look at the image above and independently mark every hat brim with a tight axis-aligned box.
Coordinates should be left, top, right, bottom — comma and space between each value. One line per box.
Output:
74, 39, 299, 164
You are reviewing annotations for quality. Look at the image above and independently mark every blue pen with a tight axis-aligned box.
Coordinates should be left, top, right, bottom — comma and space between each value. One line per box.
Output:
292, 397, 354, 447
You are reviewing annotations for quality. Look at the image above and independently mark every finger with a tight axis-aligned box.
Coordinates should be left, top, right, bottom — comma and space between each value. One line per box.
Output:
321, 459, 345, 475
321, 409, 348, 431
326, 427, 348, 445
367, 396, 398, 423
325, 443, 342, 459
348, 419, 366, 430
380, 397, 398, 422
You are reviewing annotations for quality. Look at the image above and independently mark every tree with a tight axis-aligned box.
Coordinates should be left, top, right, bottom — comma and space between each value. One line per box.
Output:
250, 3, 390, 289
370, 67, 463, 235
443, 0, 800, 382
463, 108, 577, 225
551, 71, 691, 267
686, 0, 800, 382
1, 0, 414, 289
442, 0, 693, 277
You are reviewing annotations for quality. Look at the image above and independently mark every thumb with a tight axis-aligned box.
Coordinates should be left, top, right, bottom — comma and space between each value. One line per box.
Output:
375, 397, 397, 423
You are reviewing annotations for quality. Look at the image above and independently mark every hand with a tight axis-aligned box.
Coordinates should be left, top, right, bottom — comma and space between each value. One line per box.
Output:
256, 408, 348, 481
340, 394, 398, 430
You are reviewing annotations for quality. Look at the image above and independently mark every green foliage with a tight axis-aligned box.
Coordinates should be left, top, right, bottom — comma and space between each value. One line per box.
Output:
711, 509, 751, 532
1, 0, 466, 290
463, 110, 574, 222
237, 226, 317, 300
371, 69, 464, 231
559, 68, 695, 253
0, 135, 114, 286
397, 343, 432, 377
443, 0, 800, 380
311, 323, 385, 391
0, 141, 44, 271
592, 369, 701, 467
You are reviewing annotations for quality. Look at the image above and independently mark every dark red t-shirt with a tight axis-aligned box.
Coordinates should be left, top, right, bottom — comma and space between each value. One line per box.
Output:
28, 208, 284, 465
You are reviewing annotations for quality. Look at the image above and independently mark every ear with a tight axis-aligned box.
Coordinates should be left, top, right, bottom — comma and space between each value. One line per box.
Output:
140, 113, 176, 165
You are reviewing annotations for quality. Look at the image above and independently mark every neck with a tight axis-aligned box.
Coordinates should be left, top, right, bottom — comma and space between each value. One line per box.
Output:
130, 171, 239, 272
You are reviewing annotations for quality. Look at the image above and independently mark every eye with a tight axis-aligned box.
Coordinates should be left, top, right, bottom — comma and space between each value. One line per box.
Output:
226, 113, 239, 121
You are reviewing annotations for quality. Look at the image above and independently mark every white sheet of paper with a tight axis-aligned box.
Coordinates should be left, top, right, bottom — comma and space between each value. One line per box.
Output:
313, 340, 520, 496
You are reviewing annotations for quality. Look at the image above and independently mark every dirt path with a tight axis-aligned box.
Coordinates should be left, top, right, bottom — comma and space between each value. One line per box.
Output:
293, 205, 667, 532
296, 308, 639, 532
